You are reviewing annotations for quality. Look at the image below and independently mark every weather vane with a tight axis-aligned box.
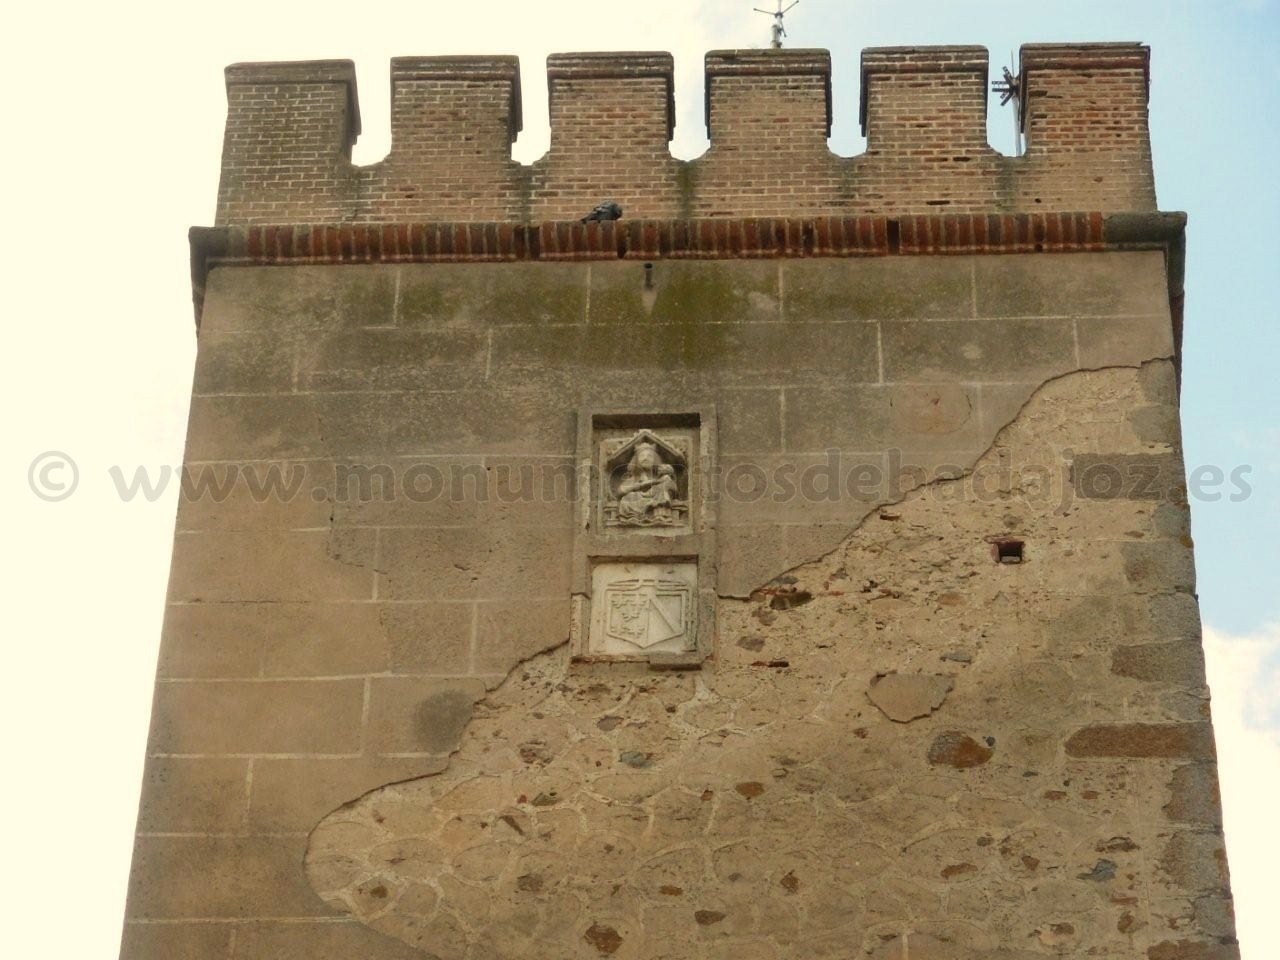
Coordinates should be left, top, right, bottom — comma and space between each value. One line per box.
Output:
991, 56, 1025, 156
754, 0, 799, 49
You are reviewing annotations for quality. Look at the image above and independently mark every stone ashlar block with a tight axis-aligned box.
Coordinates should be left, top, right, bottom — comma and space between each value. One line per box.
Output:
193, 328, 300, 395
174, 460, 334, 533
365, 677, 488, 754
381, 601, 475, 674
184, 395, 327, 462
1122, 541, 1196, 593
1150, 592, 1204, 642
1140, 360, 1180, 403
310, 389, 576, 458
248, 756, 445, 833
783, 522, 861, 570
119, 922, 231, 960
136, 756, 249, 833
782, 256, 974, 322
302, 328, 490, 392
157, 603, 263, 679
587, 259, 779, 325
973, 252, 1168, 318
1159, 831, 1232, 895
126, 835, 326, 918
1111, 641, 1206, 687
1146, 941, 1241, 960
785, 383, 991, 454
149, 679, 365, 754
167, 529, 376, 603
488, 320, 880, 389
879, 318, 1076, 383
397, 262, 590, 327
1164, 763, 1224, 827
328, 455, 577, 530
201, 264, 398, 334
1071, 453, 1187, 504
232, 920, 431, 960
377, 527, 572, 601
1129, 404, 1182, 445
716, 524, 786, 599
1077, 314, 1175, 367
159, 601, 391, 678
474, 597, 571, 674
715, 452, 886, 526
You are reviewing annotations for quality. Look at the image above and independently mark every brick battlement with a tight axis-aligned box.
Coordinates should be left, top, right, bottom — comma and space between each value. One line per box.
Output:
216, 43, 1156, 225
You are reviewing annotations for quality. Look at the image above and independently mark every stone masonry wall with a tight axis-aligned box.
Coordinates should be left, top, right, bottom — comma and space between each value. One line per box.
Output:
122, 248, 1237, 959
215, 44, 1155, 225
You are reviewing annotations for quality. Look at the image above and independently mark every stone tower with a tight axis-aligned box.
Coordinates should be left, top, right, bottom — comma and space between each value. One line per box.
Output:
122, 44, 1239, 959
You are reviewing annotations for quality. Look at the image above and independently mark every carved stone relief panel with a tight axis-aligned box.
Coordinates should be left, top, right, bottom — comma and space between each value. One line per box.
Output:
587, 561, 697, 657
599, 429, 692, 533
571, 408, 716, 666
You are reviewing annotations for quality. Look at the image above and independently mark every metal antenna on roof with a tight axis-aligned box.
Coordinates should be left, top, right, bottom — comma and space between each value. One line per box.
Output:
991, 53, 1024, 156
754, 0, 799, 49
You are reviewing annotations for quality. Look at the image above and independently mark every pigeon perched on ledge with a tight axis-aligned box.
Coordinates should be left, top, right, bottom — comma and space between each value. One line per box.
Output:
581, 200, 623, 223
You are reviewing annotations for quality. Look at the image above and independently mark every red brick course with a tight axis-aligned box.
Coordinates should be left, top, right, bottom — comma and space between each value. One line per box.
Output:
197, 211, 1125, 267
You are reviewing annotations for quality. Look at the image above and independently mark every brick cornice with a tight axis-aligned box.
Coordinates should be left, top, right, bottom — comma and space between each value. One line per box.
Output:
192, 211, 1185, 264
189, 211, 1186, 328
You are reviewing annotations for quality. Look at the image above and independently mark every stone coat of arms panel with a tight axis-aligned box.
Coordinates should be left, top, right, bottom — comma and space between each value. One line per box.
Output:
588, 562, 697, 657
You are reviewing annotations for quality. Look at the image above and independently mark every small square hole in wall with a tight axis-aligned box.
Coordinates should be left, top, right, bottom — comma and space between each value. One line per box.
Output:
992, 539, 1025, 564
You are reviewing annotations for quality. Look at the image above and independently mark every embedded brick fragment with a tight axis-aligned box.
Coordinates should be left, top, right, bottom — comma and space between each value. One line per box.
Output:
1147, 939, 1241, 960
1064, 723, 1215, 760
927, 731, 993, 768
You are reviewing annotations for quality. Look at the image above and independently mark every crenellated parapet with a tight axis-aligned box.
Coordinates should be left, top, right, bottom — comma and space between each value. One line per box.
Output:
215, 42, 1156, 225
1016, 43, 1155, 210
693, 49, 839, 217
218, 60, 362, 223
373, 57, 526, 221
854, 47, 1000, 213
530, 52, 681, 220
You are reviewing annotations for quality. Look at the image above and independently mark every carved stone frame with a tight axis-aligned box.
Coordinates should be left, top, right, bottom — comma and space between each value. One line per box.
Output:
570, 407, 717, 669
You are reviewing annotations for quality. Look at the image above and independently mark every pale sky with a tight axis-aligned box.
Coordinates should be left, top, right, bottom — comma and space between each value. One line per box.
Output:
2, 1, 1276, 956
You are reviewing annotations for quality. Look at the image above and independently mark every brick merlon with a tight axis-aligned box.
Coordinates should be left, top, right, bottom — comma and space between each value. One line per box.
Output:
859, 46, 989, 135
390, 55, 522, 142
704, 48, 832, 137
224, 59, 361, 142
547, 52, 675, 141
1018, 42, 1151, 129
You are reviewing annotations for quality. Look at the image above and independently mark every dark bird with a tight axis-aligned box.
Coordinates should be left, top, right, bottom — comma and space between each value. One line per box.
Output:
580, 200, 623, 223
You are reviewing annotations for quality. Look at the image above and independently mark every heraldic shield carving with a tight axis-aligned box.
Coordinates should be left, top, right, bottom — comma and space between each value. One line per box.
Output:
588, 562, 697, 656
